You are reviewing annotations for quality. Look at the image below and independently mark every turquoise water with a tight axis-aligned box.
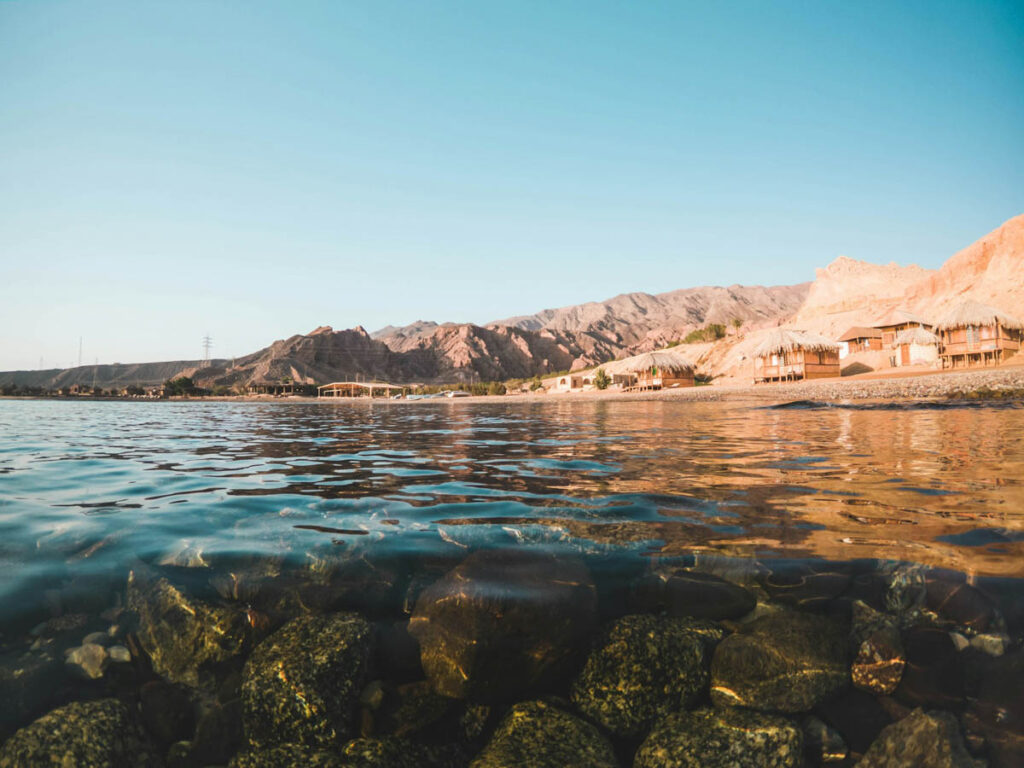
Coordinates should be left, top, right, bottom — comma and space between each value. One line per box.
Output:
2, 397, 1024, 764
3, 397, 1024, 629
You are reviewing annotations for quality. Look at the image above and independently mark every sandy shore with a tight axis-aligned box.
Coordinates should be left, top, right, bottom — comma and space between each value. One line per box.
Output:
5, 367, 1023, 406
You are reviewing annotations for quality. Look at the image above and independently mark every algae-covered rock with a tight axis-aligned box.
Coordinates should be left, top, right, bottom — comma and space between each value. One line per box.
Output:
128, 570, 251, 689
0, 698, 150, 768
710, 611, 847, 712
634, 707, 802, 768
895, 626, 963, 708
409, 550, 596, 700
470, 700, 617, 768
855, 708, 979, 768
850, 600, 905, 695
801, 714, 847, 764
230, 743, 345, 767
759, 560, 851, 610
241, 612, 373, 749
570, 614, 712, 737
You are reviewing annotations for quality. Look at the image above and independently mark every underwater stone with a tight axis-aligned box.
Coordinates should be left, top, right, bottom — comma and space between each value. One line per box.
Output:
635, 568, 756, 620
926, 576, 994, 632
759, 560, 852, 610
635, 707, 802, 768
850, 600, 905, 694
128, 570, 251, 689
241, 612, 373, 749
964, 651, 1024, 768
0, 650, 63, 740
107, 645, 131, 663
408, 549, 596, 700
139, 679, 195, 749
855, 708, 979, 768
0, 698, 150, 768
570, 614, 711, 738
469, 700, 617, 768
895, 627, 963, 708
801, 715, 847, 763
230, 743, 346, 767
64, 643, 108, 680
710, 611, 848, 712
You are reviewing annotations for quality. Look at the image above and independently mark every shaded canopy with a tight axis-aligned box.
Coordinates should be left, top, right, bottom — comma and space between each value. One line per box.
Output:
935, 300, 1024, 331
838, 326, 882, 342
601, 349, 695, 376
754, 329, 839, 358
871, 308, 930, 329
892, 327, 939, 347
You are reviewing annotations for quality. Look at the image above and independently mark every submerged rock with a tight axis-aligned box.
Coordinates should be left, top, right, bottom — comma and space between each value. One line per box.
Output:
408, 550, 596, 700
759, 560, 851, 610
855, 708, 978, 767
469, 700, 617, 768
634, 707, 802, 768
964, 651, 1024, 768
895, 627, 963, 708
64, 642, 108, 680
710, 611, 847, 712
128, 570, 251, 689
0, 650, 63, 740
570, 614, 711, 737
230, 743, 345, 767
634, 568, 756, 620
0, 698, 150, 768
801, 715, 847, 764
926, 575, 994, 632
241, 612, 373, 749
850, 600, 905, 695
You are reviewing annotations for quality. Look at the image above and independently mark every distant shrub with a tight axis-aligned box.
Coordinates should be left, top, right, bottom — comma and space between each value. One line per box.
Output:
487, 381, 507, 396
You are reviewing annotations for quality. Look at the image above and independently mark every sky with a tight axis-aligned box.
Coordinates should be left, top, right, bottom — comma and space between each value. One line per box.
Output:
1, 1, 1022, 370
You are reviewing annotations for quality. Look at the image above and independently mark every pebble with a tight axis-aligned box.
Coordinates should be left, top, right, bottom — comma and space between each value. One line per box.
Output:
949, 632, 970, 651
65, 643, 109, 679
82, 631, 111, 647
108, 644, 131, 663
970, 633, 1006, 657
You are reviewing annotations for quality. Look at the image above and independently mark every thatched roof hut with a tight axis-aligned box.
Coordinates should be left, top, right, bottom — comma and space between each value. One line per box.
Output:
934, 300, 1024, 332
871, 308, 929, 328
602, 349, 695, 376
892, 327, 939, 348
838, 326, 882, 342
753, 329, 839, 359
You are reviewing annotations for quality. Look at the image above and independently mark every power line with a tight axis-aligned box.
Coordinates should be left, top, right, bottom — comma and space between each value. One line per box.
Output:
202, 334, 213, 365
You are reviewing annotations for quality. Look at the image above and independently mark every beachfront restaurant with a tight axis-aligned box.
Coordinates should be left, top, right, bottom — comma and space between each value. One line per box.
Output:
838, 326, 883, 354
891, 326, 940, 367
935, 300, 1023, 369
753, 329, 840, 384
603, 350, 696, 391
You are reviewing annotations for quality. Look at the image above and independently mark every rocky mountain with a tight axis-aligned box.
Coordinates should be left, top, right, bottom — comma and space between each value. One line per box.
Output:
492, 284, 811, 350
5, 215, 1021, 391
0, 359, 228, 391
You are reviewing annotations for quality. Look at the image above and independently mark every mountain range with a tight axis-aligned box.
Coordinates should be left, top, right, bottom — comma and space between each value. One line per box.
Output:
3, 214, 1022, 391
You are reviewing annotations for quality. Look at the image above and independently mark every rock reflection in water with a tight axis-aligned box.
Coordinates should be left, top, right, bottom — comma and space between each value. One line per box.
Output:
0, 398, 1023, 766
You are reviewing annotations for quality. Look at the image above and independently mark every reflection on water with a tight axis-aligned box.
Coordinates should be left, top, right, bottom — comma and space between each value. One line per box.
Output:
1, 398, 1023, 764
2, 398, 1022, 614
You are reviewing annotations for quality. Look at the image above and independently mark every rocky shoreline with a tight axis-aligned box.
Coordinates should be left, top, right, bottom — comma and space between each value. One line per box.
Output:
1, 549, 1021, 767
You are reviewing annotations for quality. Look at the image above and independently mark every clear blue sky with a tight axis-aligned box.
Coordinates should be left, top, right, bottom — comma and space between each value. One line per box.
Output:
1, 1, 1022, 370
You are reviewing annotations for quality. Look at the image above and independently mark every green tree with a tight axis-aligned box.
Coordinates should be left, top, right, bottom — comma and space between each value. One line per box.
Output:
529, 376, 543, 391
487, 381, 507, 396
594, 368, 611, 390
731, 317, 744, 332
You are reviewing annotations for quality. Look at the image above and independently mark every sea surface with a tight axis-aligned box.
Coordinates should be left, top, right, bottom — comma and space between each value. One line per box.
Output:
1, 397, 1023, 762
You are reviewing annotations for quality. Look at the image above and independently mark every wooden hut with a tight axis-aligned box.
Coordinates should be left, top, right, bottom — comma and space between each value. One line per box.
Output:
753, 329, 840, 384
838, 326, 883, 353
603, 350, 695, 391
891, 326, 940, 367
872, 309, 931, 346
935, 300, 1023, 369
